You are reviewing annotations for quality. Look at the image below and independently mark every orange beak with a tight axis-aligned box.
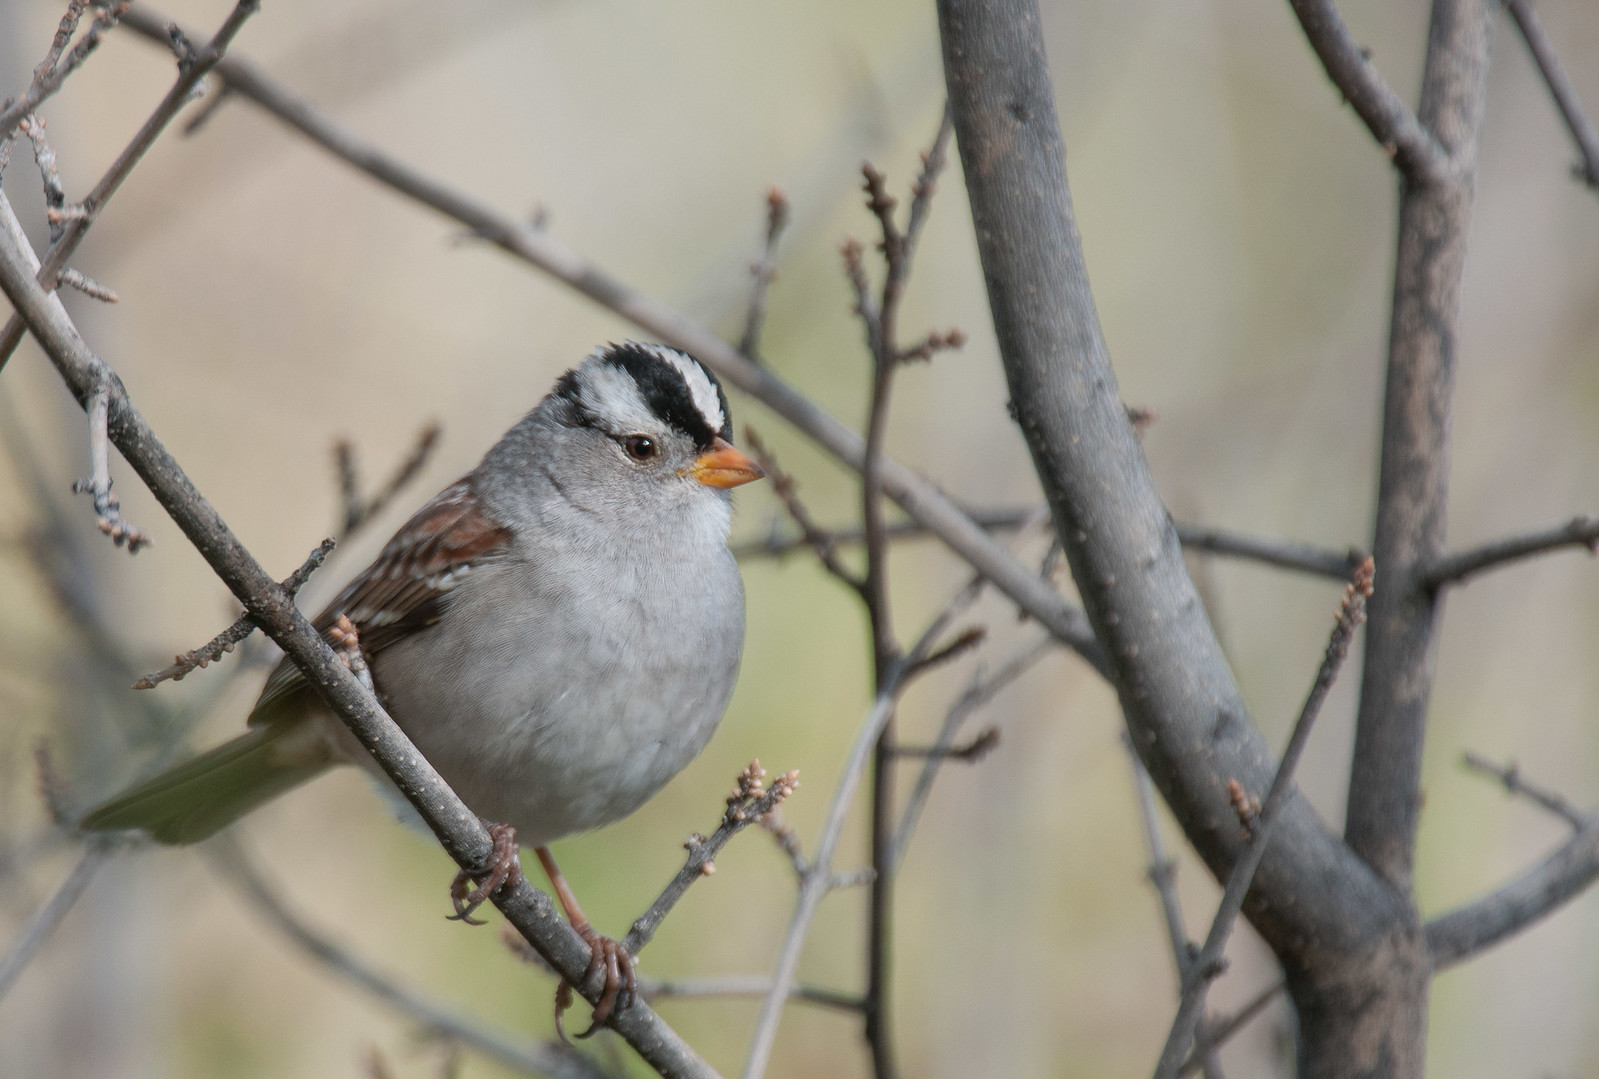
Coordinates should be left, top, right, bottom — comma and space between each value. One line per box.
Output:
686, 437, 766, 489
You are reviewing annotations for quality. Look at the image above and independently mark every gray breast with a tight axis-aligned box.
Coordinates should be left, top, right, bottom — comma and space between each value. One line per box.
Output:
364, 537, 745, 847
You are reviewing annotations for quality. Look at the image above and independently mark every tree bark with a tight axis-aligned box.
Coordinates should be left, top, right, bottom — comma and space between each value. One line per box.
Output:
935, 1, 1497, 1075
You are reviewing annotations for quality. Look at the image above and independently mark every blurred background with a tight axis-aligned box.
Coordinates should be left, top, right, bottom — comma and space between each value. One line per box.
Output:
1, 0, 1597, 1075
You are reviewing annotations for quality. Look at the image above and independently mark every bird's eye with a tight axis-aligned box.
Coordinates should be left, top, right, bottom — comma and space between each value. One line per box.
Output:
624, 435, 657, 461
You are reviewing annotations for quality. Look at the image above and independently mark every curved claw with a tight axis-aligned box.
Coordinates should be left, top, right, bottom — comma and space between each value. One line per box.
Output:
447, 821, 522, 924
553, 929, 637, 1042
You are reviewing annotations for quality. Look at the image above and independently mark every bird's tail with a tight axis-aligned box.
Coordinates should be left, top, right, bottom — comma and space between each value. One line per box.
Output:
79, 719, 335, 845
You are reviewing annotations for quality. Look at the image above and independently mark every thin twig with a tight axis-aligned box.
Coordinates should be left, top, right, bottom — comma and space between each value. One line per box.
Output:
1124, 736, 1225, 1079
622, 762, 799, 955
732, 505, 1040, 560
0, 0, 260, 376
1423, 514, 1599, 590
1177, 980, 1287, 1077
57, 266, 118, 303
336, 423, 442, 538
890, 633, 1053, 869
741, 588, 970, 1079
738, 187, 789, 361
133, 538, 335, 689
206, 838, 613, 1079
1461, 751, 1587, 831
742, 692, 895, 1079
71, 379, 151, 552
638, 975, 863, 1015
0, 1, 130, 144
741, 510, 1363, 582
1174, 522, 1365, 581
1506, 0, 1599, 190
0, 839, 114, 1005
1152, 558, 1374, 1078
1285, 0, 1452, 185
743, 429, 865, 594
885, 728, 998, 761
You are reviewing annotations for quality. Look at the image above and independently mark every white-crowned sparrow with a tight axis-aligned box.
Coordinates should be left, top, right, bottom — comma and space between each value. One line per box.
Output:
82, 341, 765, 1030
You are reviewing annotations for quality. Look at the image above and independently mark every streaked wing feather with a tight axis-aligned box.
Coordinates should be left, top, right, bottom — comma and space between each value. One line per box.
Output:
249, 477, 511, 723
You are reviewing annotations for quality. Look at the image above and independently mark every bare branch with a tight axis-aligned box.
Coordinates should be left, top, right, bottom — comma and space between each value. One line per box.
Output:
133, 538, 336, 689
1174, 522, 1366, 581
1426, 817, 1599, 970
732, 505, 1042, 561
1285, 0, 1452, 185
637, 975, 863, 1015
743, 428, 866, 594
890, 633, 1053, 869
1425, 754, 1599, 970
1178, 980, 1287, 1077
760, 809, 808, 879
1153, 559, 1373, 1078
741, 581, 981, 1079
0, 174, 718, 1079
0, 0, 260, 376
1506, 0, 1599, 191
886, 727, 998, 762
1124, 737, 1225, 1079
1344, 0, 1495, 913
71, 379, 151, 552
741, 507, 1362, 582
207, 838, 613, 1079
742, 692, 895, 1079
622, 762, 799, 956
1423, 514, 1599, 590
0, 1, 130, 144
0, 840, 114, 1005
335, 422, 442, 538
738, 187, 789, 361
1460, 751, 1587, 831
57, 265, 118, 303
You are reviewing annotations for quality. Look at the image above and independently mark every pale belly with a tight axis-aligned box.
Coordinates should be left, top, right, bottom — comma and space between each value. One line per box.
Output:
333, 552, 744, 847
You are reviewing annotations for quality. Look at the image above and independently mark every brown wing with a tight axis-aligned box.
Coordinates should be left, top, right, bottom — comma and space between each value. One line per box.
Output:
250, 476, 512, 723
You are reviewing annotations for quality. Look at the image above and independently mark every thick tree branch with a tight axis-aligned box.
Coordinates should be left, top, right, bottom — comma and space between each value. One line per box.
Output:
1506, 0, 1599, 191
0, 194, 717, 1079
1345, 0, 1494, 895
1285, 0, 1453, 185
938, 0, 1401, 980
116, 6, 1108, 679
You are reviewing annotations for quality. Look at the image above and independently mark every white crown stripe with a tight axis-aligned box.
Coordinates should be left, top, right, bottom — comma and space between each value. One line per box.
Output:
654, 346, 725, 436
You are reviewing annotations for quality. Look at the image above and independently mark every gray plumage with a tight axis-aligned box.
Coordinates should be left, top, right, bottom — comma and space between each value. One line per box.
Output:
82, 343, 756, 848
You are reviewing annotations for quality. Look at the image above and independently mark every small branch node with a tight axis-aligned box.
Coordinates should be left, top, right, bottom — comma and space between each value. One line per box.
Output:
1226, 778, 1260, 838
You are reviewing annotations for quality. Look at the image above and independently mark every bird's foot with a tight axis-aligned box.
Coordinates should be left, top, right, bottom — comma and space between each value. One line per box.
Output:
447, 820, 522, 925
554, 924, 637, 1042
